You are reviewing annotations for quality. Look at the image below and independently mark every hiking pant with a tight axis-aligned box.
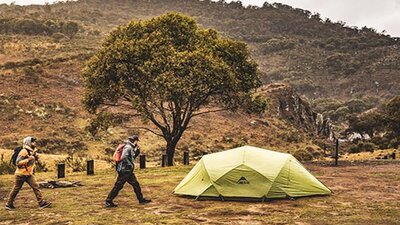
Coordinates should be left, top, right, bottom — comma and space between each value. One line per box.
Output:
106, 171, 144, 202
7, 175, 44, 206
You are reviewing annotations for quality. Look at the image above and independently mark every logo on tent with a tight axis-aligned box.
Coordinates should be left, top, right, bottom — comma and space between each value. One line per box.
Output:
237, 176, 249, 184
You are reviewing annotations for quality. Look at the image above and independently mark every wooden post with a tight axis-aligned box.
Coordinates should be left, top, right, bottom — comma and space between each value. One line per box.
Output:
57, 163, 65, 179
87, 159, 94, 175
183, 151, 189, 165
335, 139, 339, 166
161, 154, 167, 167
140, 155, 146, 169
1, 154, 3, 162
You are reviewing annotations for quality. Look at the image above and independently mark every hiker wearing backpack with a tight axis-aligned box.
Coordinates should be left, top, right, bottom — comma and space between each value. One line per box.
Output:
105, 135, 151, 207
5, 137, 51, 210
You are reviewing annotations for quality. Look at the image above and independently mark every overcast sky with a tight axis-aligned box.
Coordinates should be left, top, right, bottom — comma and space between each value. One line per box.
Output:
1, 0, 399, 37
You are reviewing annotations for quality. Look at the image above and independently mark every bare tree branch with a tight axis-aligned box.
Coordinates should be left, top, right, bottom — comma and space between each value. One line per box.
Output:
133, 126, 164, 137
192, 108, 226, 117
155, 101, 171, 133
101, 102, 132, 108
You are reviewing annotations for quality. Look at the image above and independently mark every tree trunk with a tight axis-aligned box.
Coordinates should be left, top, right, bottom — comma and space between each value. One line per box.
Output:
165, 141, 177, 166
163, 117, 191, 166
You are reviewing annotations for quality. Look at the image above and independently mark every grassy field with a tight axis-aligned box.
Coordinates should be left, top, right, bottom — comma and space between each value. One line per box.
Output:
0, 161, 399, 225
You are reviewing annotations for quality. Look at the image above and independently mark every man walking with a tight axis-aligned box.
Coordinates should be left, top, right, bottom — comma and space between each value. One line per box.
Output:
105, 135, 151, 207
5, 136, 51, 210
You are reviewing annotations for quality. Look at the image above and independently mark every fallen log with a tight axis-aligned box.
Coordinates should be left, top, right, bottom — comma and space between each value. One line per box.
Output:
38, 180, 82, 189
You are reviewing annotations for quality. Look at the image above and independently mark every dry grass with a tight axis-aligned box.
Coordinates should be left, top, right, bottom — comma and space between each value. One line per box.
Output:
0, 161, 399, 225
341, 149, 398, 160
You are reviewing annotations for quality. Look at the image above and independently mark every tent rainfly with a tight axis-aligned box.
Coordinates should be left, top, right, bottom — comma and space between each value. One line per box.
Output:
174, 146, 331, 200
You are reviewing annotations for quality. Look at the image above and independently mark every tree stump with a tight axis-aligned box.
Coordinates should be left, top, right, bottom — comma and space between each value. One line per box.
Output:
87, 160, 94, 175
183, 151, 189, 165
57, 163, 65, 179
140, 155, 146, 169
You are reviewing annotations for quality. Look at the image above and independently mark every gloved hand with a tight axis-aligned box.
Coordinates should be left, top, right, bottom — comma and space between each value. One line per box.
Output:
134, 147, 140, 159
32, 151, 39, 160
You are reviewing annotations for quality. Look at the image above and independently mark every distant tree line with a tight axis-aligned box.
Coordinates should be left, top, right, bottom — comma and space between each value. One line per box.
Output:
347, 96, 400, 150
0, 18, 80, 38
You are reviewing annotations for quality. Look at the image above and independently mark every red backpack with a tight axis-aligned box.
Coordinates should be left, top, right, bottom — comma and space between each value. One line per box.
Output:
112, 144, 125, 162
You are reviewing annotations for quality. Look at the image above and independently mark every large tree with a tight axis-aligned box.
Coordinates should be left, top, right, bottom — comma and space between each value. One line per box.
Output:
82, 13, 264, 166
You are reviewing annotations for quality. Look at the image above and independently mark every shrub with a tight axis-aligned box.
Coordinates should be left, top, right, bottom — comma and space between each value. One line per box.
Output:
312, 98, 343, 113
389, 137, 400, 149
0, 153, 47, 174
330, 106, 350, 121
0, 18, 81, 37
52, 32, 66, 42
289, 79, 316, 94
305, 146, 322, 159
61, 21, 79, 38
345, 99, 372, 113
262, 37, 296, 53
0, 160, 15, 175
277, 131, 304, 143
57, 155, 86, 172
293, 149, 313, 161
35, 159, 48, 172
88, 29, 101, 36
245, 95, 268, 115
325, 53, 361, 74
348, 142, 377, 153
370, 136, 390, 149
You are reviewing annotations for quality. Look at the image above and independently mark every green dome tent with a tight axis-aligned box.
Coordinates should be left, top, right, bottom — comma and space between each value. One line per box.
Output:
174, 146, 331, 200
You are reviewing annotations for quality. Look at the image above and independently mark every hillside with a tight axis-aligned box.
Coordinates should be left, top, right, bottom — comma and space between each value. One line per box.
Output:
0, 0, 399, 159
1, 0, 399, 101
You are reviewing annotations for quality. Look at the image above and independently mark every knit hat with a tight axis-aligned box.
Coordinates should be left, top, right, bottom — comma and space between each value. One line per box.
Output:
128, 135, 139, 142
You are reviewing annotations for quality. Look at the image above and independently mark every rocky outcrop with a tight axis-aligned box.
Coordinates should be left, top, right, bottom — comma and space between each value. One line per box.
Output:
259, 83, 335, 139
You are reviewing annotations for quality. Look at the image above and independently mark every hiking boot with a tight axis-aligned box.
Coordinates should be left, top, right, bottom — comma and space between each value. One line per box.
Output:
5, 204, 16, 211
139, 198, 151, 204
39, 201, 52, 209
105, 201, 118, 208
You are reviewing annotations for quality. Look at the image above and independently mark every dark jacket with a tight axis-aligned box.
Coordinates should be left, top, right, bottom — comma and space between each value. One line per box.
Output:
116, 140, 140, 173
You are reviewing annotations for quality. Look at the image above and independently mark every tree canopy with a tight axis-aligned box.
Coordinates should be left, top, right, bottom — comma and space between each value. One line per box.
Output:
82, 12, 264, 165
347, 96, 400, 148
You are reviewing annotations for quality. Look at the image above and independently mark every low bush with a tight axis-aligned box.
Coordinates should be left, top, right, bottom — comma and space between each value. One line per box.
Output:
262, 37, 296, 53
0, 18, 80, 37
348, 142, 376, 153
0, 160, 15, 175
0, 157, 47, 174
389, 137, 400, 149
370, 136, 390, 149
293, 149, 313, 161
56, 155, 86, 172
